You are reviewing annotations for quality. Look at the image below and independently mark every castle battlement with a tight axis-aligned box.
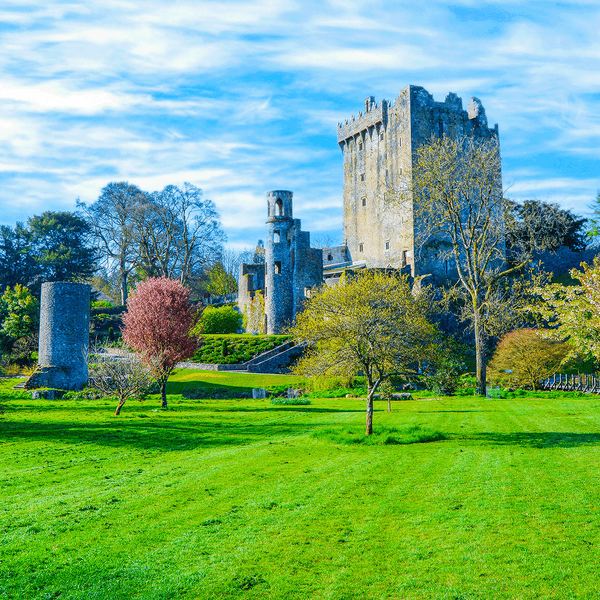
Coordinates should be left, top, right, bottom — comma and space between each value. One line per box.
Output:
337, 96, 390, 143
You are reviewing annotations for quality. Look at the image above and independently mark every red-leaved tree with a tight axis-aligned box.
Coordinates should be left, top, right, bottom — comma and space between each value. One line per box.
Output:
122, 277, 196, 408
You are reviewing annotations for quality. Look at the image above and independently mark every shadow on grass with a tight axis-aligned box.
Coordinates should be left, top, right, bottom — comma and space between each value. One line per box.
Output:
0, 419, 315, 451
460, 431, 600, 448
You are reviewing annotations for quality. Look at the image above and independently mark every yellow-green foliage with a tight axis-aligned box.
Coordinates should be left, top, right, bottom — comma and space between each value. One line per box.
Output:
291, 270, 436, 389
488, 328, 569, 391
193, 305, 242, 335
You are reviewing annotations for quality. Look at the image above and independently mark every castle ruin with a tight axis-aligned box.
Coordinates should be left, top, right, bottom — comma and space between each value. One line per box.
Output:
239, 85, 501, 333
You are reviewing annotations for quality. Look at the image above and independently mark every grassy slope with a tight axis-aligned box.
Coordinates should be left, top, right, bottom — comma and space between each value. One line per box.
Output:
2, 373, 600, 599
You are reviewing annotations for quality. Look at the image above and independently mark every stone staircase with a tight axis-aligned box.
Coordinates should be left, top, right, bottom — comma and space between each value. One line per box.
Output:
178, 341, 305, 374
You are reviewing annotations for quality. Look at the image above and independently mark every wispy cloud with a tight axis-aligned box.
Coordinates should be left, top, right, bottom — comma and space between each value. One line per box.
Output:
0, 0, 598, 249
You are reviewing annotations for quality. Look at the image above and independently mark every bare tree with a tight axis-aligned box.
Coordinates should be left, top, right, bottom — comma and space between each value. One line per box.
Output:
78, 182, 148, 304
130, 183, 225, 284
389, 136, 527, 396
87, 347, 155, 415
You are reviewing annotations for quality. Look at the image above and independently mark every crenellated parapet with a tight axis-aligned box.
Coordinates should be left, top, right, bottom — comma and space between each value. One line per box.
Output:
337, 96, 390, 143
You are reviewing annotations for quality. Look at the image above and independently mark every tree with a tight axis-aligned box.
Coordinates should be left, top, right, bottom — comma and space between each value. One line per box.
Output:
531, 257, 600, 364
87, 347, 155, 415
488, 329, 569, 391
290, 270, 436, 435
390, 135, 526, 395
132, 183, 225, 284
0, 285, 39, 358
205, 262, 238, 296
0, 224, 38, 291
28, 211, 97, 283
78, 182, 148, 304
122, 277, 197, 408
505, 199, 588, 257
587, 190, 600, 240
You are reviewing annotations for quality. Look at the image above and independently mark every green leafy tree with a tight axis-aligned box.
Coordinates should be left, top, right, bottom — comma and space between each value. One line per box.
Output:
205, 262, 238, 296
488, 329, 569, 391
0, 224, 38, 291
0, 285, 39, 357
505, 199, 588, 256
28, 211, 97, 284
531, 257, 600, 364
290, 270, 437, 435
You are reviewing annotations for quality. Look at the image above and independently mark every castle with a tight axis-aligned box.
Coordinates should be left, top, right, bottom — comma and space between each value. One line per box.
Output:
239, 85, 501, 334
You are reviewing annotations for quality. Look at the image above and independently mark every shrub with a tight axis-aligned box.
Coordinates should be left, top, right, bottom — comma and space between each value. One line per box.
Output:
424, 357, 465, 396
488, 328, 570, 391
193, 306, 242, 335
92, 301, 113, 309
270, 397, 311, 405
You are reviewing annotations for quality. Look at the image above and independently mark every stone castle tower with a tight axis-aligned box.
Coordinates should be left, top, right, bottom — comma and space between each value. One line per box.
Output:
323, 85, 500, 280
240, 85, 502, 329
239, 191, 323, 334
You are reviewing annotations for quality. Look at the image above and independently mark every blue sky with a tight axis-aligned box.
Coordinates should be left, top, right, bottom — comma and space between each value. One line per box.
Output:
0, 0, 599, 251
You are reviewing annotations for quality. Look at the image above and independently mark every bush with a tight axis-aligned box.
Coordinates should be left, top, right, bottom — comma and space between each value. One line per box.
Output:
424, 357, 465, 396
193, 306, 242, 335
488, 329, 570, 391
270, 397, 311, 405
92, 301, 113, 309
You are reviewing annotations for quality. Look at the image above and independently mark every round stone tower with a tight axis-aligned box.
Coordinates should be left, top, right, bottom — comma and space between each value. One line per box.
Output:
36, 282, 91, 390
265, 190, 295, 334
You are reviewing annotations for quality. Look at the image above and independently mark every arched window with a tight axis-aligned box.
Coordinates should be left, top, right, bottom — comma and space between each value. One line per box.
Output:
275, 198, 283, 216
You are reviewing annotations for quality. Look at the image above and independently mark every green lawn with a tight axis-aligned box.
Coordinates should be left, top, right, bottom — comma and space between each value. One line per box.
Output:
2, 372, 600, 599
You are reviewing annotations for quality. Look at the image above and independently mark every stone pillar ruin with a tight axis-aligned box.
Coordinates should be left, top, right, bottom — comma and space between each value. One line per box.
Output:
26, 282, 90, 390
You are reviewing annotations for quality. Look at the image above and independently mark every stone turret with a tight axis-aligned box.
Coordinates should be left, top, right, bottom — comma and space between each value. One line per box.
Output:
265, 190, 295, 334
26, 282, 90, 390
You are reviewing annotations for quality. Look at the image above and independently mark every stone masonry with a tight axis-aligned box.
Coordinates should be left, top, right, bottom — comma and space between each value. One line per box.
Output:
239, 85, 501, 327
329, 84, 501, 281
238, 191, 323, 334
25, 282, 90, 390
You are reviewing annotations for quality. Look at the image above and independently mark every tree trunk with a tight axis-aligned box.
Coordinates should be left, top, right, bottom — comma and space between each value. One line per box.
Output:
387, 398, 391, 412
120, 270, 128, 306
115, 400, 124, 416
473, 304, 487, 396
161, 381, 168, 409
366, 388, 374, 436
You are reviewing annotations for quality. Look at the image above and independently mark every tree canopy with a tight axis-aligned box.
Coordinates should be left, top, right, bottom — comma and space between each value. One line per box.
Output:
290, 270, 437, 435
122, 277, 197, 408
505, 198, 588, 257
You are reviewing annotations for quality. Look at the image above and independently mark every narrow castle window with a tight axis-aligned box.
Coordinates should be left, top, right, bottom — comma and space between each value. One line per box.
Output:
398, 137, 402, 147
361, 197, 366, 207
399, 168, 403, 176
360, 173, 365, 181
358, 142, 363, 151
359, 243, 364, 253
274, 230, 280, 243
275, 261, 281, 274
327, 254, 333, 261
275, 199, 283, 216
385, 240, 390, 250
380, 132, 384, 141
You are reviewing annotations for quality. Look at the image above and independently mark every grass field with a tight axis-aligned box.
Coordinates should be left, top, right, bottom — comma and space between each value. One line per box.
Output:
2, 370, 600, 599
